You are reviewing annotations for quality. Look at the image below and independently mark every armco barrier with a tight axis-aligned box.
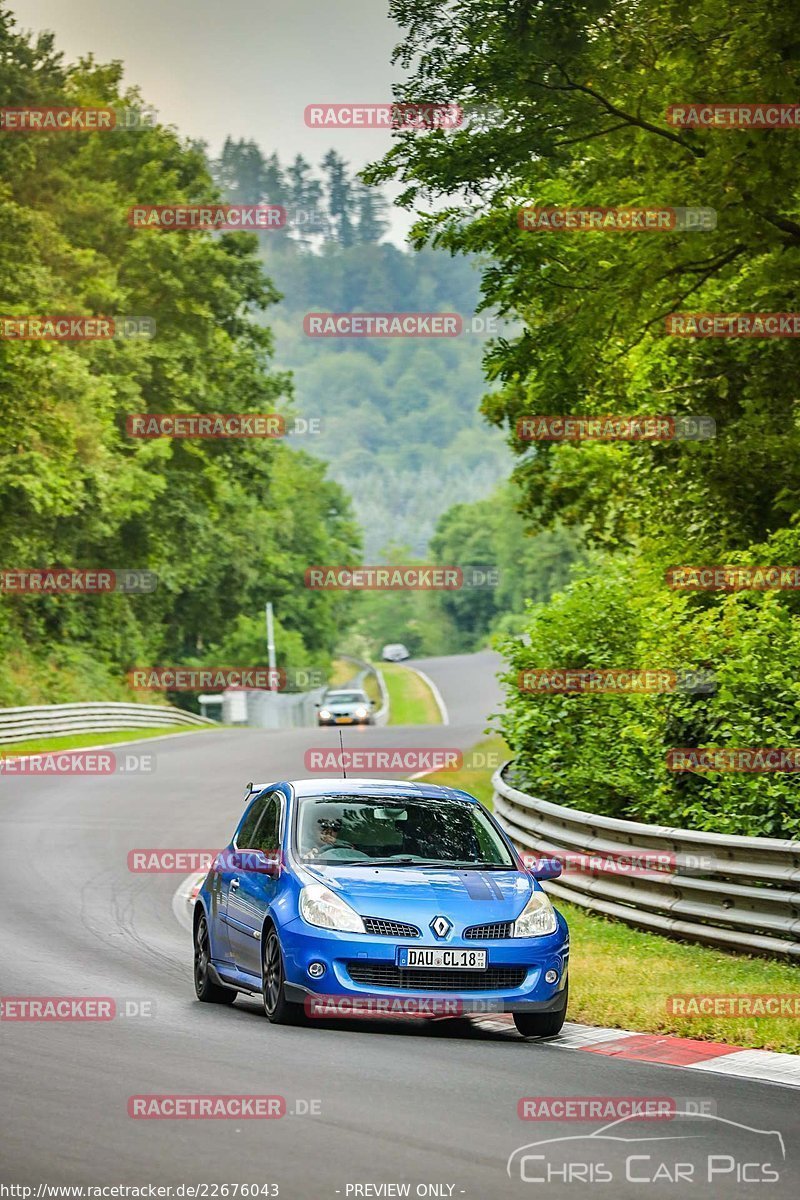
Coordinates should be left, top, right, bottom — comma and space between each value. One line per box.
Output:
492, 762, 800, 959
0, 701, 214, 746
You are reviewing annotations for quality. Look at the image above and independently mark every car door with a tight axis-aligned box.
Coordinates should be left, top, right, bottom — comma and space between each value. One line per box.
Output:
227, 791, 283, 978
216, 793, 271, 962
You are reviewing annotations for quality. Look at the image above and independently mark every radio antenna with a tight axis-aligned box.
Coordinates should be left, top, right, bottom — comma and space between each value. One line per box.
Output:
338, 728, 347, 779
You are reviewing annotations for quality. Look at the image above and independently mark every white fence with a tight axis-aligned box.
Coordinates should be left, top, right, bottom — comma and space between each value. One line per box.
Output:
0, 701, 214, 745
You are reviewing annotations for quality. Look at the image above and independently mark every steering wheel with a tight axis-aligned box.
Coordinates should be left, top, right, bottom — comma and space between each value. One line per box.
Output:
317, 846, 371, 861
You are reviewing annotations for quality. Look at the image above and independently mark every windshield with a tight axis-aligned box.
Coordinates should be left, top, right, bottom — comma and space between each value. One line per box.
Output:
294, 794, 516, 867
324, 693, 367, 705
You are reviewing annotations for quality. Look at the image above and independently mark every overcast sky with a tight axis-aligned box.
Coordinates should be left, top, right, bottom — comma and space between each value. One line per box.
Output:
13, 0, 414, 238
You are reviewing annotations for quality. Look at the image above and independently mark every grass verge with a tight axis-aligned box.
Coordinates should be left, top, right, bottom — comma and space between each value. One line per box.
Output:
362, 670, 382, 706
561, 902, 800, 1054
0, 726, 214, 756
420, 734, 508, 803
328, 658, 356, 687
422, 736, 800, 1054
382, 662, 442, 725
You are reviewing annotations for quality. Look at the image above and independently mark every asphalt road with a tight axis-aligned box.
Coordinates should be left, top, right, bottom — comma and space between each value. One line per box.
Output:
1, 651, 797, 1196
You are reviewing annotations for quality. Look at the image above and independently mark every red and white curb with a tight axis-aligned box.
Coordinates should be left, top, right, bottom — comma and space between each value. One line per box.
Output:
474, 1016, 800, 1089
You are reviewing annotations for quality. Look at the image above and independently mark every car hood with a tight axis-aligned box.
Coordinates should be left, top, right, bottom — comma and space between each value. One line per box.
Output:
303, 863, 533, 926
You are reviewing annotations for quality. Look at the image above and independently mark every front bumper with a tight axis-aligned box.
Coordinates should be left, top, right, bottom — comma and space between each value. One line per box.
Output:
317, 716, 372, 726
280, 914, 569, 1014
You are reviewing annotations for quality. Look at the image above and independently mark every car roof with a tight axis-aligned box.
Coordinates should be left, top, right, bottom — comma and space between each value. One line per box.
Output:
287, 777, 479, 802
325, 688, 367, 696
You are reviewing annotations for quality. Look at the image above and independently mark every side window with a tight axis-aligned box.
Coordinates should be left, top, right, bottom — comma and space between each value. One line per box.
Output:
236, 796, 269, 848
252, 795, 282, 855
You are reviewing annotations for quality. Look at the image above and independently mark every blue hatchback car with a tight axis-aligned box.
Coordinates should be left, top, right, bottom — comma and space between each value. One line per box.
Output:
193, 778, 569, 1037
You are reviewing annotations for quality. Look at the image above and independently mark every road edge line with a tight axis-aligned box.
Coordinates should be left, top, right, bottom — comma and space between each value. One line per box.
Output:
405, 665, 449, 725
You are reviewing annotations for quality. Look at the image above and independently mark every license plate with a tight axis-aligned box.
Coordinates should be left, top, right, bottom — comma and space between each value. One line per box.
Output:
396, 947, 487, 969
336, 716, 354, 724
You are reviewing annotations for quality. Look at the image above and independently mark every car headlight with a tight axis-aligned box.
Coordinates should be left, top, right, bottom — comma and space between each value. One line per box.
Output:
299, 884, 365, 933
354, 706, 368, 718
512, 889, 558, 937
318, 708, 332, 720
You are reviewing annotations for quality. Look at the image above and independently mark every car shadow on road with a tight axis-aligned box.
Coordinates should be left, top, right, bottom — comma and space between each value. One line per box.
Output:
226, 994, 521, 1040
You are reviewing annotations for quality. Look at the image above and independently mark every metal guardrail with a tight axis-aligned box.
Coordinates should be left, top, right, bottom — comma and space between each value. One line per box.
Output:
0, 701, 214, 745
371, 666, 390, 726
492, 761, 800, 958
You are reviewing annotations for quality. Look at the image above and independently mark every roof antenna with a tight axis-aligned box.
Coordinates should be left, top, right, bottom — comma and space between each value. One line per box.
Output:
338, 728, 347, 780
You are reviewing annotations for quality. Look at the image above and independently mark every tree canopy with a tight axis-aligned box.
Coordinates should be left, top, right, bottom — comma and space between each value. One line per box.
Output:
0, 8, 359, 703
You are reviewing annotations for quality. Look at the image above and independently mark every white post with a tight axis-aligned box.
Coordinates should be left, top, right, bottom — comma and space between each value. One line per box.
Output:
265, 602, 278, 692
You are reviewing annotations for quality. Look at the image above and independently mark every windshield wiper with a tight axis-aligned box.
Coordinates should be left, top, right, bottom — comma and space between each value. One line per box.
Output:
344, 857, 514, 869
419, 860, 514, 871
358, 857, 422, 866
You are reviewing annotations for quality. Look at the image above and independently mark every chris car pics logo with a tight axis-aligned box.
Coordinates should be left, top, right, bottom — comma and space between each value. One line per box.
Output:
507, 1112, 784, 1185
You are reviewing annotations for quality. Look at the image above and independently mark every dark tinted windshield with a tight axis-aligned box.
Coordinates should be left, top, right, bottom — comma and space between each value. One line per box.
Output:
295, 794, 515, 866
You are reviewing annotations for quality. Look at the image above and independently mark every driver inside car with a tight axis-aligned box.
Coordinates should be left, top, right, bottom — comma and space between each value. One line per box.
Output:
302, 816, 354, 860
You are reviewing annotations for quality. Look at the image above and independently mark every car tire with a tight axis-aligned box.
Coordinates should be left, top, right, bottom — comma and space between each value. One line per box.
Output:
261, 927, 305, 1025
512, 983, 568, 1039
194, 912, 237, 1005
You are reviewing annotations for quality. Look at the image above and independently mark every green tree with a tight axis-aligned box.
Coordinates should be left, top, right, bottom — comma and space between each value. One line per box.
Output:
0, 8, 359, 705
322, 149, 355, 248
366, 0, 800, 556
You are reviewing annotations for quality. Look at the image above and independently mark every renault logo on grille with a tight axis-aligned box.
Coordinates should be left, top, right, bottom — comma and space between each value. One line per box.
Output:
430, 915, 452, 939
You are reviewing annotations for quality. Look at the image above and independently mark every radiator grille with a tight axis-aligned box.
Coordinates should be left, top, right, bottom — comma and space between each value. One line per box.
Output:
463, 921, 513, 940
362, 916, 421, 938
346, 963, 526, 992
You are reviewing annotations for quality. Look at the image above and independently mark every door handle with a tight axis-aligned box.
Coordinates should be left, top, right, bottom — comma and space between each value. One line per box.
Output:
230, 877, 240, 891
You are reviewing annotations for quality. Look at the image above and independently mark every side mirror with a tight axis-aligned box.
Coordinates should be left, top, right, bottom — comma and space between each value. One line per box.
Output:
528, 856, 562, 881
233, 848, 281, 877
